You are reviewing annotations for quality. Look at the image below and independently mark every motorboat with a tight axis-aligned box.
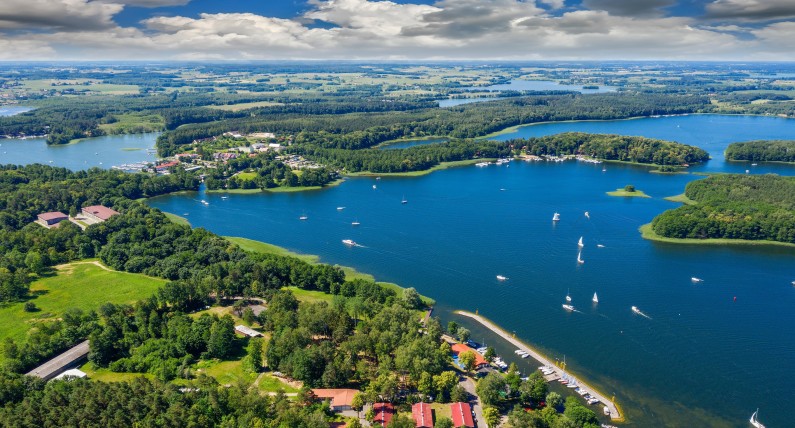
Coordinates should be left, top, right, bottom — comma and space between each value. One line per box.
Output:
342, 239, 357, 247
372, 185, 377, 189
337, 206, 345, 210
496, 275, 508, 281
552, 212, 560, 222
566, 289, 571, 302
578, 236, 584, 248
750, 408, 765, 428
299, 215, 308, 220
577, 252, 584, 264
562, 304, 575, 311
691, 277, 703, 283
597, 244, 605, 248
631, 306, 641, 314
351, 220, 360, 226
584, 211, 590, 219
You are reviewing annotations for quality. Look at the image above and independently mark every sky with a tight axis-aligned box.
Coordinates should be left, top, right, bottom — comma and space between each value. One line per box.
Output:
0, 0, 794, 61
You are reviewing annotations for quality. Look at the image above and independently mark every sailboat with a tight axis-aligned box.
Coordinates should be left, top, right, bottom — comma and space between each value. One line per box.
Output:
592, 293, 599, 304
578, 236, 584, 248
584, 211, 590, 219
401, 195, 407, 204
750, 408, 765, 428
299, 215, 308, 220
351, 219, 360, 226
577, 252, 584, 264
372, 184, 377, 190
552, 212, 560, 222
566, 289, 572, 302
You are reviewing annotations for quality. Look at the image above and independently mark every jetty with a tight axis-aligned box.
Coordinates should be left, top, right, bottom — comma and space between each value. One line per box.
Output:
455, 310, 622, 421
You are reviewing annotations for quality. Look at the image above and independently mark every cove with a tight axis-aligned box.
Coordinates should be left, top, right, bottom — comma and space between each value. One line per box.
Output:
148, 114, 795, 427
0, 133, 158, 171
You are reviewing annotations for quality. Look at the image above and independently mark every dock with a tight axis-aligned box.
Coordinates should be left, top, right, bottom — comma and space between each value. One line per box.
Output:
455, 311, 622, 421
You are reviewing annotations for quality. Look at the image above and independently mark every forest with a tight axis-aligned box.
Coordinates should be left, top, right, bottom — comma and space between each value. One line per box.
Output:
651, 174, 795, 243
724, 140, 795, 163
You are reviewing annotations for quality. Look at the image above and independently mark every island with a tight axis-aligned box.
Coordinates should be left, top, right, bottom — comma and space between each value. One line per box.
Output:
646, 174, 795, 246
725, 140, 795, 163
607, 185, 651, 198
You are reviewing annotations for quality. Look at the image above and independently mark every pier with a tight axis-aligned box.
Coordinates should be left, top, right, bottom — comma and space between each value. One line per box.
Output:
455, 310, 622, 421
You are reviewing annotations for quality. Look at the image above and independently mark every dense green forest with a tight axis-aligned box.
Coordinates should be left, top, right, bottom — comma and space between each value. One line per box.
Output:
725, 140, 795, 163
510, 132, 710, 165
651, 174, 795, 243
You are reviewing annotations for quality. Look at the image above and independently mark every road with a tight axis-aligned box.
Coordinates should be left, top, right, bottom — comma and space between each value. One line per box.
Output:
460, 376, 485, 427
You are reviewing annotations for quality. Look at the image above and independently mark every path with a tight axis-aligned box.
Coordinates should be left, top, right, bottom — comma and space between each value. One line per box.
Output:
456, 310, 622, 421
460, 376, 485, 427
55, 260, 112, 272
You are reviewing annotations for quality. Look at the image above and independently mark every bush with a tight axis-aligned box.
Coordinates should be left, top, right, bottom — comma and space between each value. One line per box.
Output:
23, 302, 37, 312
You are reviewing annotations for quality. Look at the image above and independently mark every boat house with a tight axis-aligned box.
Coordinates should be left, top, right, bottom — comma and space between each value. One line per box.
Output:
450, 343, 490, 369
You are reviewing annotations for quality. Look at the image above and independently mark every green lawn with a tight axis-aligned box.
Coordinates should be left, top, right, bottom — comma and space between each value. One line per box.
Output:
258, 374, 299, 393
664, 193, 697, 205
197, 359, 257, 387
206, 101, 283, 111
80, 362, 154, 382
607, 188, 651, 198
236, 172, 258, 181
163, 212, 191, 227
0, 261, 166, 344
98, 113, 165, 134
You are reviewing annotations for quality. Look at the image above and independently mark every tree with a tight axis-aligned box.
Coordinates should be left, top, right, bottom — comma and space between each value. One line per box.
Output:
387, 414, 416, 428
483, 406, 501, 428
349, 420, 363, 428
456, 327, 470, 343
433, 371, 459, 403
351, 392, 365, 417
206, 315, 235, 359
434, 417, 454, 428
418, 372, 434, 399
23, 302, 37, 312
447, 321, 458, 336
450, 385, 468, 403
476, 372, 507, 407
484, 347, 496, 362
458, 350, 476, 372
624, 184, 636, 192
563, 396, 598, 427
402, 287, 422, 309
243, 337, 263, 373
546, 391, 563, 410
242, 307, 255, 326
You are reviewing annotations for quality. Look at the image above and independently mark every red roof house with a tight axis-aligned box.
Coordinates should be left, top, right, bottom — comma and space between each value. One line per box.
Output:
450, 402, 475, 428
82, 205, 119, 222
311, 389, 358, 412
37, 211, 68, 226
450, 343, 490, 368
372, 403, 394, 426
412, 402, 433, 428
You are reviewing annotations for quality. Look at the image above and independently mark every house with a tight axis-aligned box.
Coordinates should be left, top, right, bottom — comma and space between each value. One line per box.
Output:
311, 389, 358, 412
411, 402, 433, 428
81, 205, 119, 222
234, 325, 263, 338
372, 403, 394, 426
37, 211, 68, 227
155, 160, 179, 172
450, 343, 490, 369
450, 402, 475, 428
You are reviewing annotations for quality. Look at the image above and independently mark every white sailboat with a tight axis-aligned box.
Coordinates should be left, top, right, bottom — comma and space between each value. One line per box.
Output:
750, 408, 765, 428
552, 212, 560, 222
691, 277, 703, 283
578, 236, 584, 248
597, 244, 605, 248
372, 184, 377, 190
592, 293, 599, 304
566, 289, 572, 302
299, 215, 308, 220
577, 252, 584, 264
584, 211, 590, 219
401, 195, 407, 204
496, 275, 508, 281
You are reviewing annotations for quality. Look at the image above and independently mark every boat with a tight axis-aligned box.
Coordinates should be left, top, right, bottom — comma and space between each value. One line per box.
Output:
631, 306, 641, 314
221, 196, 228, 200
200, 200, 208, 205
750, 409, 765, 428
496, 275, 508, 281
602, 166, 606, 172
604, 406, 611, 416
592, 292, 599, 303
566, 289, 571, 302
792, 281, 795, 286
577, 252, 584, 264
351, 219, 360, 226
584, 211, 590, 219
299, 215, 308, 220
751, 163, 758, 166
562, 304, 575, 311
597, 244, 605, 248
342, 239, 357, 247
552, 212, 560, 222
372, 185, 377, 189
578, 236, 584, 248
401, 195, 407, 204
376, 176, 381, 180
691, 277, 703, 283
337, 206, 345, 211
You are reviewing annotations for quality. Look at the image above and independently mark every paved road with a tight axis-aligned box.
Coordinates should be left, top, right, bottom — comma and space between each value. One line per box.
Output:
460, 376, 485, 427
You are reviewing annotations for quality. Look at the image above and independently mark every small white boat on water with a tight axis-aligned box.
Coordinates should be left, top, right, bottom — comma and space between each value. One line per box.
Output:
584, 211, 590, 219
299, 215, 308, 220
337, 206, 345, 211
351, 219, 360, 226
401, 195, 407, 204
562, 304, 575, 312
592, 292, 599, 304
553, 212, 560, 222
791, 281, 795, 286
750, 408, 765, 428
578, 236, 584, 248
631, 306, 641, 314
691, 277, 703, 283
597, 244, 605, 248
577, 252, 584, 264
496, 275, 508, 281
372, 185, 377, 189
200, 200, 209, 205
566, 289, 572, 302
221, 196, 228, 200
376, 177, 381, 180
342, 239, 357, 247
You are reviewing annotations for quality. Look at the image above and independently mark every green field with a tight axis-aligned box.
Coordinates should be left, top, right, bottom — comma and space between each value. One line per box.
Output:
663, 193, 697, 204
206, 101, 283, 111
607, 188, 651, 198
235, 172, 258, 181
163, 212, 191, 227
258, 374, 299, 393
227, 237, 319, 263
0, 261, 166, 343
21, 79, 139, 94
98, 113, 165, 134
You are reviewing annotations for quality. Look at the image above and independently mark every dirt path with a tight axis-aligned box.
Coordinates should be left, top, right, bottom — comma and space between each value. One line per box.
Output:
54, 260, 112, 273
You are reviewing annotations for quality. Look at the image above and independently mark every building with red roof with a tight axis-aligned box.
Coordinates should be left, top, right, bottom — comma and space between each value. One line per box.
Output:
372, 403, 394, 426
81, 205, 119, 222
450, 343, 490, 369
450, 402, 475, 428
37, 211, 68, 227
311, 388, 358, 412
411, 402, 433, 428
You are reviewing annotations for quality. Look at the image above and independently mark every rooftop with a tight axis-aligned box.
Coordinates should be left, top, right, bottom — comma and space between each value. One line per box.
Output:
312, 388, 359, 408
412, 402, 433, 428
82, 205, 119, 221
38, 211, 68, 221
450, 402, 474, 428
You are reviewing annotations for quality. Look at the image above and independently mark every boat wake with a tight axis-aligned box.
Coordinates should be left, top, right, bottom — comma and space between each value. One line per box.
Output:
632, 306, 652, 319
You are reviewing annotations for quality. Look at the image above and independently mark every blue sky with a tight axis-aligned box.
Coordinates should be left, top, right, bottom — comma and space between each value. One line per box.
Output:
0, 0, 794, 60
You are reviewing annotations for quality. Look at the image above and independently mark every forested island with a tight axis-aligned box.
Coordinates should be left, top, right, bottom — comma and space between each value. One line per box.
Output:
649, 174, 795, 244
725, 140, 795, 163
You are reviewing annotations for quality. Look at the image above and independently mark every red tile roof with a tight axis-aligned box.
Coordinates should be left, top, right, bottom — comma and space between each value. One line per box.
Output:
311, 389, 358, 409
373, 403, 394, 426
38, 211, 68, 222
82, 205, 119, 221
412, 402, 432, 428
450, 343, 489, 368
450, 402, 474, 428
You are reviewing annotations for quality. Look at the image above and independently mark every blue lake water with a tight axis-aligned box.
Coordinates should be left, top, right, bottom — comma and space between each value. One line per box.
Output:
0, 106, 35, 117
0, 133, 158, 170
379, 138, 449, 150
439, 80, 617, 106
148, 114, 795, 427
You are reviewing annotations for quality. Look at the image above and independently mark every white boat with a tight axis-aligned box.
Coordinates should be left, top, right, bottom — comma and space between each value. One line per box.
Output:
496, 275, 508, 281
584, 211, 590, 219
401, 195, 407, 204
342, 239, 357, 247
337, 206, 345, 210
691, 277, 703, 283
200, 200, 209, 205
299, 215, 308, 220
562, 304, 575, 311
372, 185, 377, 189
221, 196, 228, 200
631, 306, 641, 314
751, 163, 758, 166
597, 244, 605, 248
351, 220, 360, 226
792, 281, 795, 286
475, 162, 490, 167
750, 408, 765, 428
376, 177, 381, 180
592, 292, 599, 303
578, 236, 584, 248
566, 289, 571, 302
552, 212, 560, 222
577, 252, 584, 264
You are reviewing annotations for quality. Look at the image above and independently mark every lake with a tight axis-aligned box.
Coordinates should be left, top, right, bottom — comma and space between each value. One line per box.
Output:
439, 80, 617, 106
0, 106, 35, 117
148, 114, 795, 427
0, 133, 158, 170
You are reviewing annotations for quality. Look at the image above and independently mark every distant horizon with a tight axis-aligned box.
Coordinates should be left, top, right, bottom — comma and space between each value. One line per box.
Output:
2, 0, 795, 61
2, 60, 795, 65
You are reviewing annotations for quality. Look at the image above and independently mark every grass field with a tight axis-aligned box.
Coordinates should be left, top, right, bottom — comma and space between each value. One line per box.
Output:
206, 101, 283, 111
98, 113, 165, 134
0, 261, 165, 343
663, 193, 697, 204
163, 212, 191, 227
21, 79, 139, 95
235, 172, 258, 181
607, 188, 651, 198
258, 374, 300, 393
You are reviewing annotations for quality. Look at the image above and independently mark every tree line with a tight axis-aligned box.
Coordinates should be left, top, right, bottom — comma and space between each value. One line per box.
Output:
725, 140, 795, 163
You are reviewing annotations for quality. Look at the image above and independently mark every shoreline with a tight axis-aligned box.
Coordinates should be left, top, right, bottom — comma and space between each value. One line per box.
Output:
606, 188, 651, 198
639, 223, 795, 248
344, 158, 494, 177
455, 310, 624, 422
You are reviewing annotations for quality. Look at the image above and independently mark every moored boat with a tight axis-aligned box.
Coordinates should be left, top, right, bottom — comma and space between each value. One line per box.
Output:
592, 292, 599, 303
553, 212, 560, 222
497, 275, 508, 281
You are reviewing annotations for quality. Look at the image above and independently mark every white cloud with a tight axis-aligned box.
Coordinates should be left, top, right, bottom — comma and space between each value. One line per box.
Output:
97, 0, 192, 7
0, 0, 122, 31
706, 0, 795, 21
751, 22, 795, 51
0, 39, 55, 60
